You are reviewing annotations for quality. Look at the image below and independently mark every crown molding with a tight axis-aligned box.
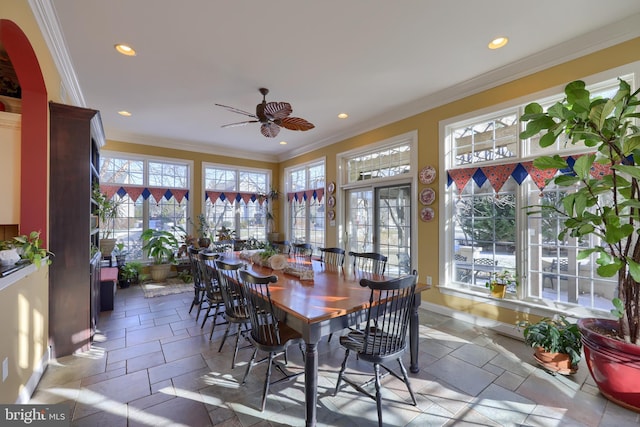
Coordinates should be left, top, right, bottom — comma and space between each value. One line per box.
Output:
29, 0, 85, 106
105, 129, 279, 163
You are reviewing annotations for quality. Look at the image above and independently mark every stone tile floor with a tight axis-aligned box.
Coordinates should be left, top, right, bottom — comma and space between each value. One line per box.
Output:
29, 284, 640, 426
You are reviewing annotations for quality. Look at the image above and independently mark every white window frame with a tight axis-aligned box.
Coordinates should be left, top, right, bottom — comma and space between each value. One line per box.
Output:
100, 151, 193, 261
438, 62, 640, 319
337, 131, 418, 272
284, 157, 326, 250
202, 162, 271, 241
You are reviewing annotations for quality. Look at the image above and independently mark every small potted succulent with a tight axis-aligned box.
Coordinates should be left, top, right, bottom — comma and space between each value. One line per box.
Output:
517, 316, 582, 374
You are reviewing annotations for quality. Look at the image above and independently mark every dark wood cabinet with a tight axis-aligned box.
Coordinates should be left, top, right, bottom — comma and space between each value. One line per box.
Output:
49, 102, 104, 358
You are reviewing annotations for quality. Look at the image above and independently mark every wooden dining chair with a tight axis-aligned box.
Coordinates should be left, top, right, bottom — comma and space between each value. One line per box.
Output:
197, 252, 227, 340
319, 247, 346, 266
271, 240, 291, 255
215, 259, 252, 369
187, 246, 206, 320
334, 271, 418, 427
292, 242, 313, 258
238, 269, 304, 411
349, 251, 388, 275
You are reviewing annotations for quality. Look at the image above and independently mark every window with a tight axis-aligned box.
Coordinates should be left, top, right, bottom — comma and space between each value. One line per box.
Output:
100, 154, 190, 260
340, 133, 416, 275
285, 160, 325, 251
443, 71, 634, 315
204, 164, 270, 241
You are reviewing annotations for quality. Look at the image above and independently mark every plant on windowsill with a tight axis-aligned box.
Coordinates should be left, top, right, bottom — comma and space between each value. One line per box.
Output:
485, 270, 518, 298
112, 242, 128, 268
0, 231, 54, 268
140, 228, 179, 282
520, 78, 640, 409
189, 213, 212, 249
93, 184, 123, 257
516, 316, 582, 375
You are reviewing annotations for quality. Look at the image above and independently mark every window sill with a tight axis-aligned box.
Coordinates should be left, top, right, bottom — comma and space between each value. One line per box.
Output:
437, 284, 615, 321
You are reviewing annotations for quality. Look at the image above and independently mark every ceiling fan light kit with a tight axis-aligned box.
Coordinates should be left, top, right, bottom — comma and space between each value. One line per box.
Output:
216, 88, 315, 138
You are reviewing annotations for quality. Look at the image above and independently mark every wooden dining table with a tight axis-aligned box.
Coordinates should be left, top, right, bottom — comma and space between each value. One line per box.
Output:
224, 252, 430, 427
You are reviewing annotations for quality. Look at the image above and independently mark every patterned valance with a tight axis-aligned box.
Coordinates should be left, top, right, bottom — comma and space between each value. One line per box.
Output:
205, 191, 269, 206
100, 184, 189, 204
447, 153, 613, 194
286, 187, 325, 203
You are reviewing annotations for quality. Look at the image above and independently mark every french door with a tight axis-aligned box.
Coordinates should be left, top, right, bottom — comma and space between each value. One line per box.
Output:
345, 183, 412, 275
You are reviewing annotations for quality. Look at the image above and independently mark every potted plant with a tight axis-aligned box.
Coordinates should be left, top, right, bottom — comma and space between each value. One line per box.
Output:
485, 269, 517, 298
140, 228, 179, 282
119, 260, 142, 288
517, 316, 582, 374
11, 231, 53, 267
190, 213, 212, 249
112, 242, 128, 268
93, 184, 122, 257
520, 78, 640, 409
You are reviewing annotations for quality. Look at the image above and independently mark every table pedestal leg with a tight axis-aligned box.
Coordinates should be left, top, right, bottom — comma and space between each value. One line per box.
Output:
305, 341, 318, 427
409, 295, 420, 373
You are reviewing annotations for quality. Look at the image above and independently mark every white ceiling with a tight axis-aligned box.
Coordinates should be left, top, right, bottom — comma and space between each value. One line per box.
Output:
39, 0, 640, 162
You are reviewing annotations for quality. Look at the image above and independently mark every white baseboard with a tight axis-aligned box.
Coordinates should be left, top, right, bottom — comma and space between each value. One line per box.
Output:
420, 302, 524, 341
15, 346, 50, 404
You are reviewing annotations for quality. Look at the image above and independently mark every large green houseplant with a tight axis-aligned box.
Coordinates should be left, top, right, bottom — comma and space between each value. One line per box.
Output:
140, 228, 179, 282
520, 78, 640, 409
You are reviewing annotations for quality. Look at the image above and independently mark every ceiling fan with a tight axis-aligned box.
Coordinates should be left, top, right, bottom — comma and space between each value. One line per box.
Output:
215, 88, 315, 138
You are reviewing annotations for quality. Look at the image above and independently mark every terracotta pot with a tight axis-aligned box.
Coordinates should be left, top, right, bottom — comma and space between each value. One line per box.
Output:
534, 347, 575, 374
578, 318, 640, 412
198, 237, 211, 249
490, 283, 506, 298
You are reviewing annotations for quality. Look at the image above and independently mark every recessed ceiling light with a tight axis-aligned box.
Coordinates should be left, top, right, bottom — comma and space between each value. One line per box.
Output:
118, 110, 132, 117
115, 44, 136, 56
279, 141, 287, 145
488, 37, 508, 50
338, 113, 349, 119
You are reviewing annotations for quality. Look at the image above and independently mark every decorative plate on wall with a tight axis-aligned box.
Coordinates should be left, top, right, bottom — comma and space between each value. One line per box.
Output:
327, 195, 336, 208
327, 181, 335, 194
419, 187, 436, 205
328, 210, 335, 220
419, 165, 437, 184
420, 207, 435, 222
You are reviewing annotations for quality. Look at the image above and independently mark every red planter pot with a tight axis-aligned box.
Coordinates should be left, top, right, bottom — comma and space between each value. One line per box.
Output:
578, 318, 640, 412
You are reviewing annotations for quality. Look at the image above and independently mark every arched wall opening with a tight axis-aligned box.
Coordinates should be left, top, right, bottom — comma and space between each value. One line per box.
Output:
0, 19, 48, 246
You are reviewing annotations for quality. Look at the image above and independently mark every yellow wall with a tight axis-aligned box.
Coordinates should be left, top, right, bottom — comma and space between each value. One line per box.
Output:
0, 0, 65, 404
0, 266, 49, 404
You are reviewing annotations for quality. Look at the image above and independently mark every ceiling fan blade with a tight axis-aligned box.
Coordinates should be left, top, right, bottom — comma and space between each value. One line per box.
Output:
215, 103, 258, 119
261, 122, 281, 138
280, 117, 315, 131
221, 120, 259, 128
264, 102, 292, 120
